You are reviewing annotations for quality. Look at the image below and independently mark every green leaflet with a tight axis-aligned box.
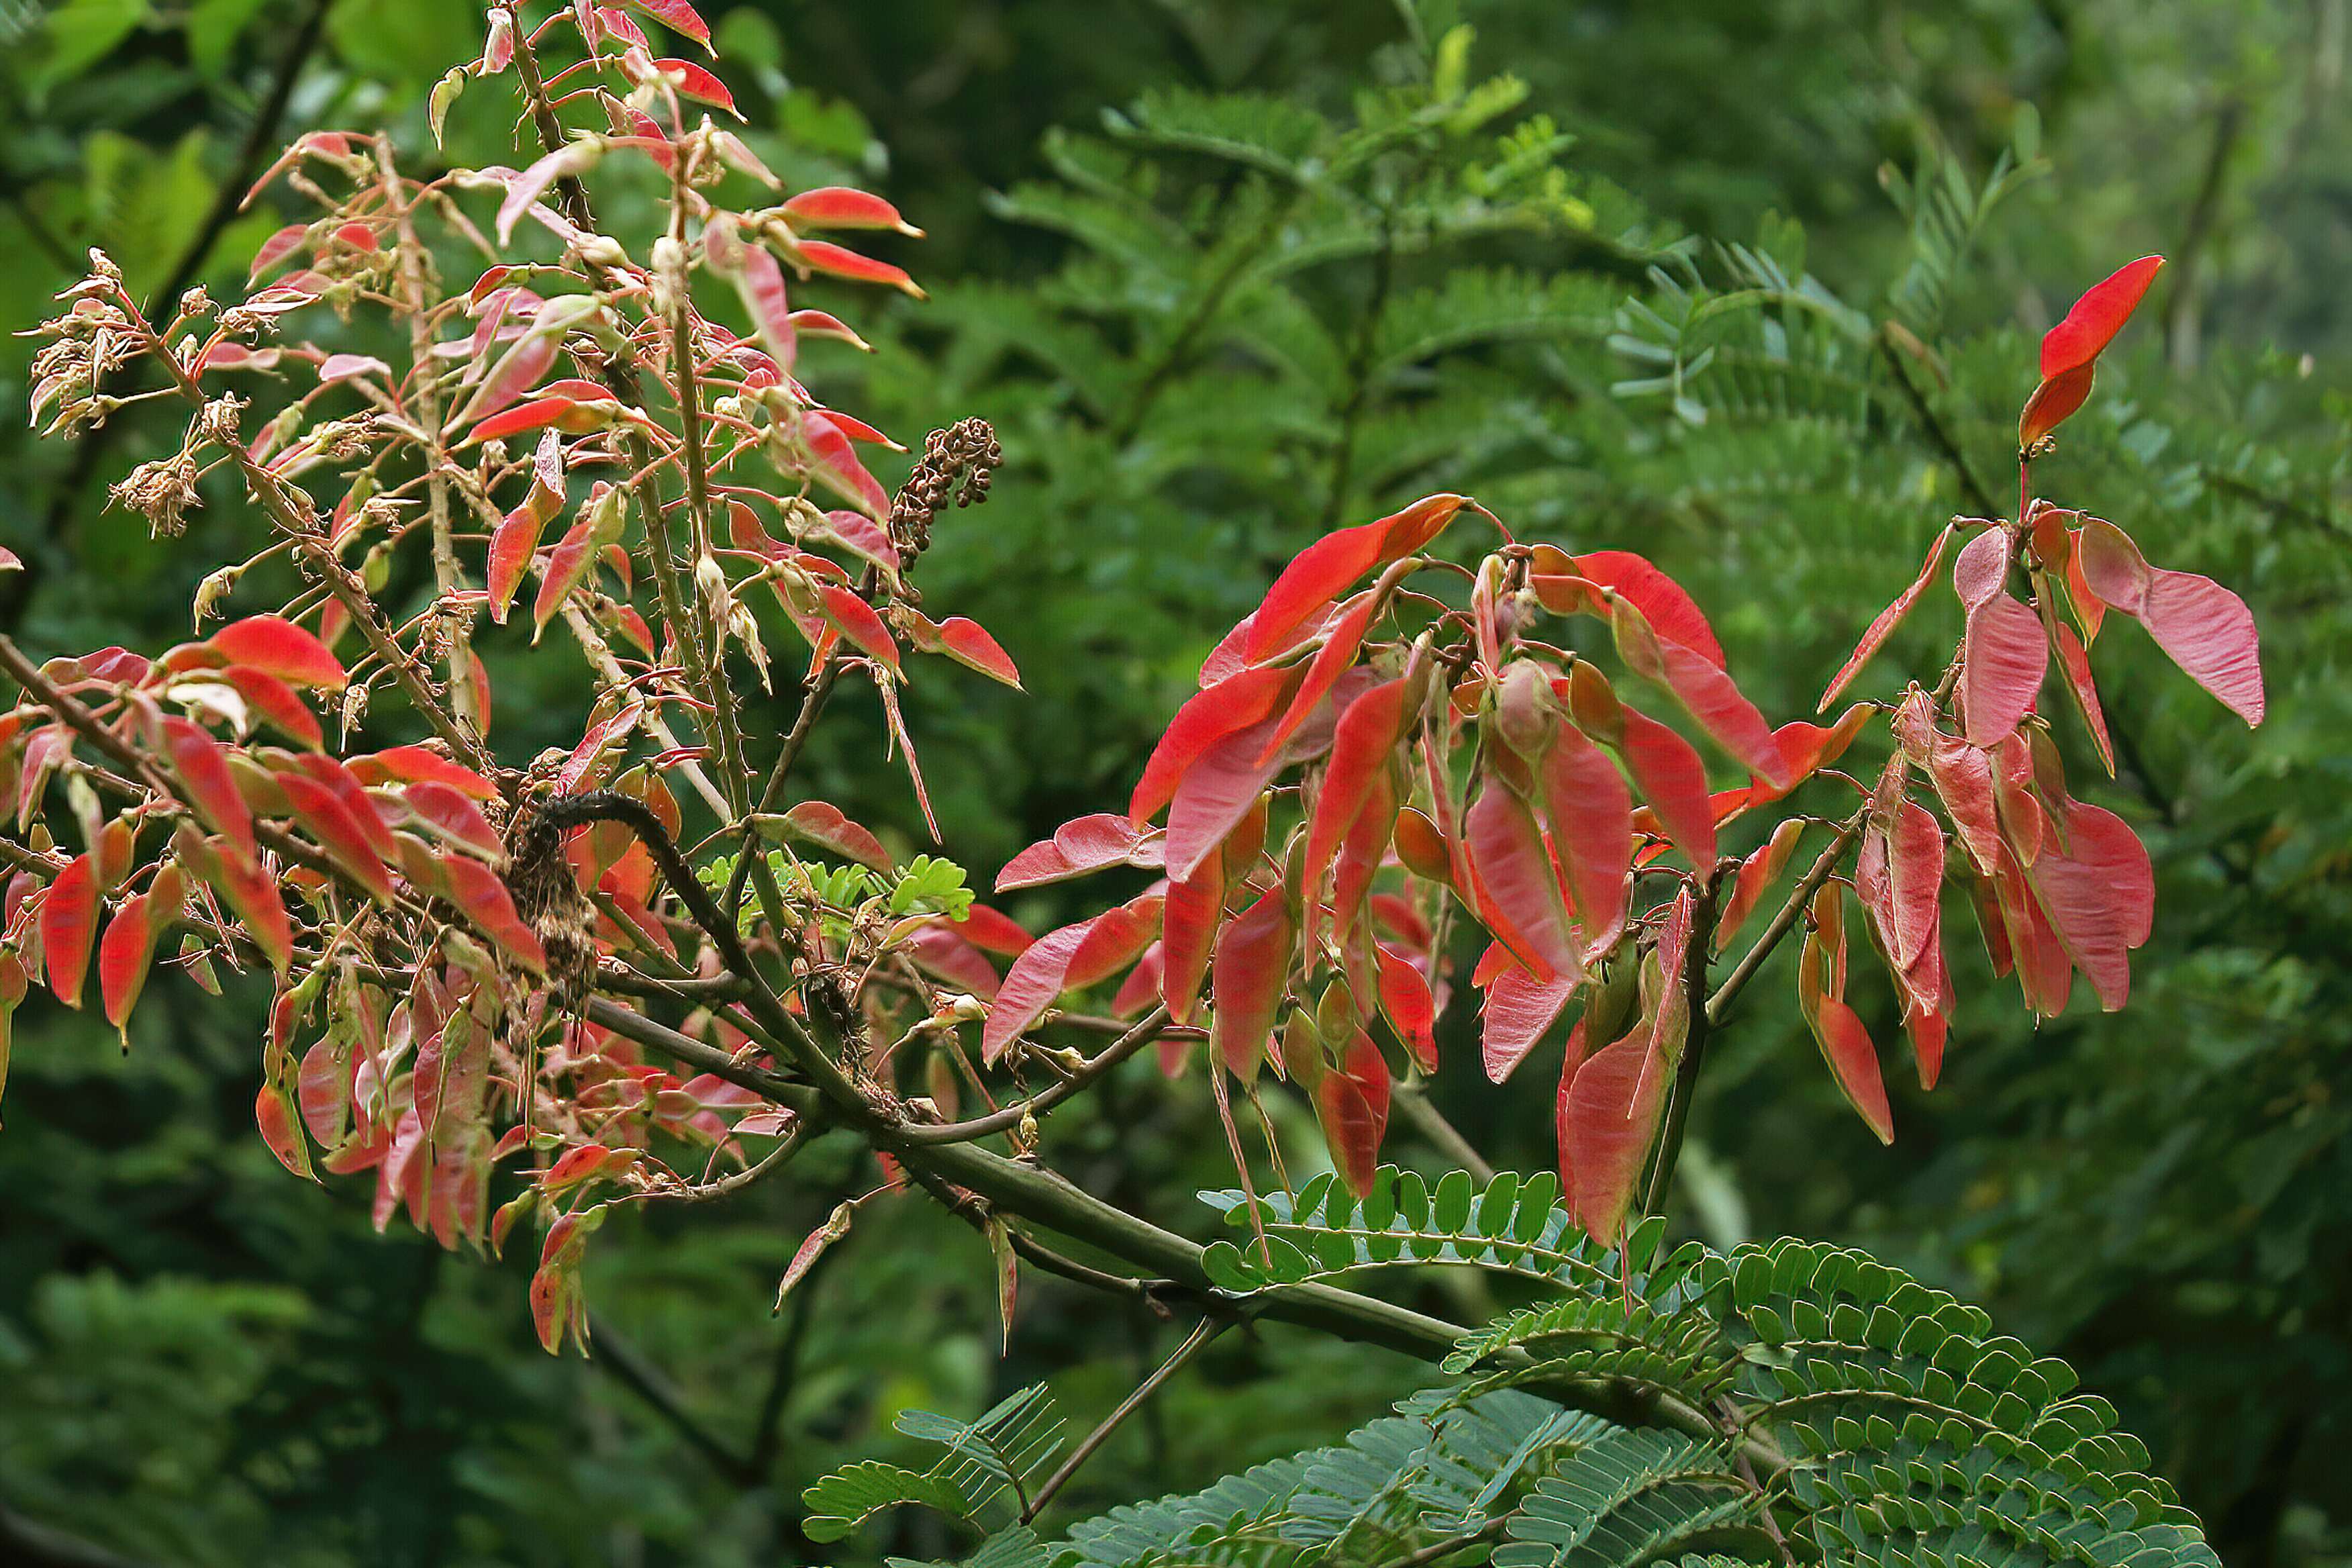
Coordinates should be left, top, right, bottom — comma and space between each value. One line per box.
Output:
1199, 1165, 1660, 1294
1491, 1427, 1757, 1568
805, 1462, 985, 1545
1178, 1167, 2222, 1568
802, 1383, 1065, 1544
1050, 1389, 1607, 1568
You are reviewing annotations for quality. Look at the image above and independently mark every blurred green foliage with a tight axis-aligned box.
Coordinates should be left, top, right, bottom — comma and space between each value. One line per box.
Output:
0, 1, 2345, 1565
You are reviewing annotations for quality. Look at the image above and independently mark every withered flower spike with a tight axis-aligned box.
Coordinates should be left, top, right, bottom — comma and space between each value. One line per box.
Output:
109, 454, 203, 539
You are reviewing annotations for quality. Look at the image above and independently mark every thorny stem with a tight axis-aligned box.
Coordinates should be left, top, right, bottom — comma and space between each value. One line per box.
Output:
661, 150, 752, 821
634, 462, 735, 797
24, 12, 2084, 1499
507, 20, 747, 828
523, 792, 831, 1089
440, 465, 734, 818
721, 654, 840, 916
556, 600, 732, 819
377, 135, 479, 741
650, 1120, 809, 1204
1210, 1060, 1273, 1267
507, 21, 598, 240
1003, 1228, 1172, 1312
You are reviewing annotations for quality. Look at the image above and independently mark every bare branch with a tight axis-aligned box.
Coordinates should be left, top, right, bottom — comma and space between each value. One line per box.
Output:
1022, 1316, 1228, 1522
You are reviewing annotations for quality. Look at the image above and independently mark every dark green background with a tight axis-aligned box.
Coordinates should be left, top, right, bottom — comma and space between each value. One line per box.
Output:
0, 1, 2345, 1565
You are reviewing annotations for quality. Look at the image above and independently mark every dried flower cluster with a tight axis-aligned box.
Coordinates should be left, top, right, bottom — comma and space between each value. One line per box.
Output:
889, 414, 1003, 569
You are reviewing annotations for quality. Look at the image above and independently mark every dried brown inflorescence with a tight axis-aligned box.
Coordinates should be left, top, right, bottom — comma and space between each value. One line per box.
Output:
889, 415, 1002, 569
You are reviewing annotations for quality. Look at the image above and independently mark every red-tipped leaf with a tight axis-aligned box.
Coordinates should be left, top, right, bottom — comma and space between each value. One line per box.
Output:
781, 187, 922, 234
1303, 679, 1409, 907
1244, 495, 1463, 662
346, 747, 498, 800
1559, 1021, 1668, 1246
2075, 518, 2263, 725
1208, 885, 1294, 1081
98, 891, 160, 1030
1463, 782, 1580, 984
1616, 707, 1717, 868
1574, 551, 1724, 666
278, 773, 397, 905
442, 856, 548, 972
163, 718, 258, 868
1481, 960, 1577, 1083
1820, 523, 1955, 710
1256, 591, 1379, 763
2041, 256, 2165, 379
1314, 1030, 1391, 1196
41, 855, 99, 1008
1955, 527, 2047, 747
997, 814, 1161, 891
1160, 846, 1222, 1026
207, 615, 347, 690
1130, 664, 1295, 825
776, 801, 891, 873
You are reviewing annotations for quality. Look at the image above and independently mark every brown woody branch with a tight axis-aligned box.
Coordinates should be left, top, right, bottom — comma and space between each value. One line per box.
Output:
897, 1004, 1177, 1144
579, 994, 1786, 1477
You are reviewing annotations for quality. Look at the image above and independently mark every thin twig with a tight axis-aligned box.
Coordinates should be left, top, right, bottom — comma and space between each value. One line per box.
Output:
1318, 209, 1397, 532
522, 791, 829, 1079
585, 1313, 759, 1482
1875, 327, 2001, 519
1111, 191, 1302, 444
1209, 1063, 1273, 1267
0, 186, 77, 274
378, 135, 478, 741
1372, 1516, 1512, 1568
748, 1274, 818, 1477
1004, 1228, 1173, 1312
583, 994, 1790, 1477
1705, 810, 1865, 1027
1642, 876, 1722, 1216
2203, 468, 2346, 541
651, 1122, 809, 1203
0, 1497, 167, 1568
659, 151, 751, 820
2164, 99, 2245, 372
722, 656, 840, 914
899, 1005, 1175, 1144
1021, 1317, 1228, 1522
0, 634, 408, 908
